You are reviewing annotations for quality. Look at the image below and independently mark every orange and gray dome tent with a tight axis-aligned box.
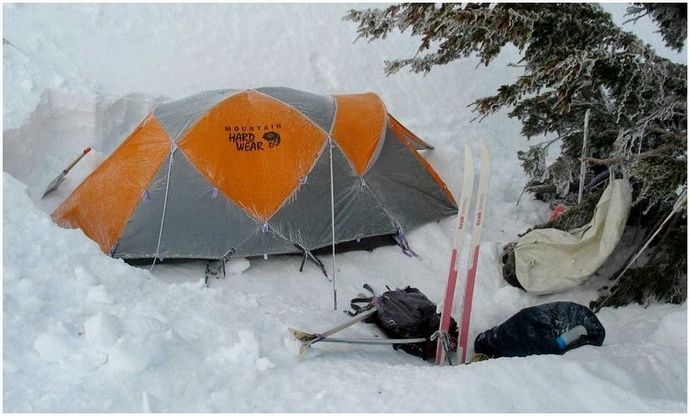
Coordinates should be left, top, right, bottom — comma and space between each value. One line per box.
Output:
52, 87, 457, 261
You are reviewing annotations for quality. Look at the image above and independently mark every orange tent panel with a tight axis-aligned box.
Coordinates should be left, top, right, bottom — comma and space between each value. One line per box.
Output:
52, 115, 172, 253
178, 90, 328, 222
331, 93, 386, 175
388, 114, 434, 150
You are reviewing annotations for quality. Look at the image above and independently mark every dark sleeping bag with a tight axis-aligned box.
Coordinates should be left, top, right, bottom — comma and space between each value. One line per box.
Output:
474, 301, 605, 358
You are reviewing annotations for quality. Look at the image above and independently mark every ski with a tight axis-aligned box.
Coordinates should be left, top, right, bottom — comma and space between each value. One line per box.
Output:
289, 308, 378, 358
435, 143, 475, 366
456, 140, 491, 364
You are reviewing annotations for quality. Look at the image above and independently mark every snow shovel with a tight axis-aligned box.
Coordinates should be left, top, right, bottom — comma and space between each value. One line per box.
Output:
41, 147, 91, 199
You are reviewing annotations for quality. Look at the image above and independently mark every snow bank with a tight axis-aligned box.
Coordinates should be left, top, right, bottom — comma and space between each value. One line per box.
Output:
3, 3, 686, 412
4, 168, 686, 412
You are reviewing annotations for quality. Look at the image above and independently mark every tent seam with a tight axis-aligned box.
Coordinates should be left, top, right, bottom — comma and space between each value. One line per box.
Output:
358, 127, 406, 234
251, 89, 332, 137
264, 140, 329, 223
149, 144, 176, 268
263, 95, 338, 223
360, 94, 388, 176
74, 115, 171, 256
173, 89, 247, 146
173, 89, 242, 142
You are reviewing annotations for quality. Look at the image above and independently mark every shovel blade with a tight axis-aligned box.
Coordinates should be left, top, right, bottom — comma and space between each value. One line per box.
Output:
41, 175, 66, 199
41, 147, 92, 199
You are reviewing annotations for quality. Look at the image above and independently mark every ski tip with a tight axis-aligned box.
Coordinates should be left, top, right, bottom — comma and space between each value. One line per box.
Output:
479, 138, 491, 159
463, 143, 474, 163
84, 147, 92, 154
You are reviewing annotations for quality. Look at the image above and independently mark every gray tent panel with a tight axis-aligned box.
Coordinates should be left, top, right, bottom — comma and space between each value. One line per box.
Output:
114, 151, 259, 259
154, 89, 240, 141
269, 144, 397, 251
232, 226, 302, 258
364, 127, 457, 231
112, 156, 171, 258
256, 87, 335, 133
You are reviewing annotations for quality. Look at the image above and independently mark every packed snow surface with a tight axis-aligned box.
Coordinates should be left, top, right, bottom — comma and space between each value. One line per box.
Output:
3, 3, 687, 412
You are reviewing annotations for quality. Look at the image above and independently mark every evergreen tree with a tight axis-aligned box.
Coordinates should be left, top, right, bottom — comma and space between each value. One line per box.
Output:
627, 3, 687, 52
346, 3, 687, 308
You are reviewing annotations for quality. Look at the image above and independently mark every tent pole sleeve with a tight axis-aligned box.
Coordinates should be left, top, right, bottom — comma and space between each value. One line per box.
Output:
150, 144, 175, 271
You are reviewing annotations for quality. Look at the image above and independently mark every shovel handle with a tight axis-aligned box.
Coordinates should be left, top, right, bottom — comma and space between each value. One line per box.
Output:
64, 147, 92, 173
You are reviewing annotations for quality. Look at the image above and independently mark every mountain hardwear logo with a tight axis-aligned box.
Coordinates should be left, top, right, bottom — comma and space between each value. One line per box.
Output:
226, 124, 282, 152
263, 131, 281, 148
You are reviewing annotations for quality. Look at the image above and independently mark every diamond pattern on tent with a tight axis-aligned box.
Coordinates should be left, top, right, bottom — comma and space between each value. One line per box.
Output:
52, 115, 171, 254
113, 151, 258, 259
363, 127, 457, 231
268, 143, 397, 251
53, 87, 457, 261
177, 90, 328, 223
154, 89, 240, 141
331, 93, 386, 175
256, 87, 336, 134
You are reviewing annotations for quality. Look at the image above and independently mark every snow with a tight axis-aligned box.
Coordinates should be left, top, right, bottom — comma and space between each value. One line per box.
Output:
226, 257, 251, 275
3, 3, 687, 412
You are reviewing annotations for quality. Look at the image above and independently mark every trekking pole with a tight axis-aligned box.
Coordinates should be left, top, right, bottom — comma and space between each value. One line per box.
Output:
593, 187, 687, 312
290, 307, 378, 359
328, 137, 337, 310
577, 109, 591, 204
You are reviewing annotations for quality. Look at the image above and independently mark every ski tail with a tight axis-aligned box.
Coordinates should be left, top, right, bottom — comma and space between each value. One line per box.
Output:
457, 140, 491, 364
436, 143, 474, 366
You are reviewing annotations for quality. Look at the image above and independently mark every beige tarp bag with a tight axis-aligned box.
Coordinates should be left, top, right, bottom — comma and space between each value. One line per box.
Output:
514, 178, 632, 295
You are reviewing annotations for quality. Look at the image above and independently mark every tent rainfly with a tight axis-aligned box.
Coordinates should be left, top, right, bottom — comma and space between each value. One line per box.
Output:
52, 87, 457, 262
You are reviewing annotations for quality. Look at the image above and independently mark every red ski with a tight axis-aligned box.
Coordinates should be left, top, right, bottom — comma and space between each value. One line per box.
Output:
435, 140, 491, 366
456, 140, 490, 364
435, 144, 474, 366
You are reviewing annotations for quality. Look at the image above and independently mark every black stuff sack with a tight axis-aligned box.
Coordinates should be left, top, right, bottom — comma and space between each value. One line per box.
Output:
349, 286, 458, 361
474, 301, 605, 359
